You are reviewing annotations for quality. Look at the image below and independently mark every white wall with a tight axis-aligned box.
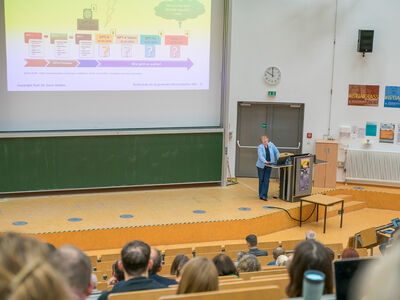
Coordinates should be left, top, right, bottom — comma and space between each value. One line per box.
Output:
228, 0, 400, 180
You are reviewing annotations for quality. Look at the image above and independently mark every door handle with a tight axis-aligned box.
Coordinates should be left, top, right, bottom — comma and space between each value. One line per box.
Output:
236, 140, 258, 149
276, 142, 301, 150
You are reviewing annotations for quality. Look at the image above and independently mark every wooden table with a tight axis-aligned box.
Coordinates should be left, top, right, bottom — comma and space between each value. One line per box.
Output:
300, 194, 344, 233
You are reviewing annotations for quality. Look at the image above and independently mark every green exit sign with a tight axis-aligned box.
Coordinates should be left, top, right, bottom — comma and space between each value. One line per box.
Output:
268, 91, 277, 96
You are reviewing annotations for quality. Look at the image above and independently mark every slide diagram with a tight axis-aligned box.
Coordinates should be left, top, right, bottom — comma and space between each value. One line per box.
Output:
5, 0, 211, 91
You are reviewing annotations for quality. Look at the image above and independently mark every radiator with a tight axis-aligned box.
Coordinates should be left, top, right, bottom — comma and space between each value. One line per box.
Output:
346, 149, 400, 185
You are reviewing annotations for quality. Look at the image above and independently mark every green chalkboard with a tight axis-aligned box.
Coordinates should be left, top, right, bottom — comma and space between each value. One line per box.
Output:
0, 132, 223, 193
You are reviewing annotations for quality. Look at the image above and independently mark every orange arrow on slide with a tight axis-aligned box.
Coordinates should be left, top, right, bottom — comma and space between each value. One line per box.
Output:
25, 59, 48, 67
47, 60, 79, 67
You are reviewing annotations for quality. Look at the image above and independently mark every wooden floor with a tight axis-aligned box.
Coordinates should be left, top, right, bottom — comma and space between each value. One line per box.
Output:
0, 178, 330, 234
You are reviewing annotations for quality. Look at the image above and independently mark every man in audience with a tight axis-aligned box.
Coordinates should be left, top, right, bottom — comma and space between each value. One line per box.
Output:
99, 240, 166, 300
268, 246, 285, 265
50, 245, 94, 300
306, 230, 317, 240
149, 248, 178, 286
245, 234, 268, 256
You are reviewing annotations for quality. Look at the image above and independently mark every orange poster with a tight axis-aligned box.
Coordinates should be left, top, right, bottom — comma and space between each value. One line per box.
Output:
380, 123, 395, 143
348, 85, 380, 106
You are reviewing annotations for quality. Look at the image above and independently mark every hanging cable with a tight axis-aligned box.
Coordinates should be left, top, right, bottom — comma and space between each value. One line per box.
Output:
263, 204, 317, 222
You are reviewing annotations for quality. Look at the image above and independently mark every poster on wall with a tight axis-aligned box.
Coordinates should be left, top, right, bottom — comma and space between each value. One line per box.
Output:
380, 123, 395, 143
397, 125, 400, 144
366, 122, 377, 137
299, 158, 310, 192
348, 85, 379, 106
384, 86, 400, 108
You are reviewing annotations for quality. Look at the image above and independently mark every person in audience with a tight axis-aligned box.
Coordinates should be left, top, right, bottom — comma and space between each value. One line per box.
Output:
0, 232, 72, 300
341, 247, 360, 259
50, 245, 94, 300
306, 230, 317, 240
99, 240, 166, 300
245, 234, 268, 256
236, 254, 261, 273
286, 240, 333, 297
107, 260, 125, 288
276, 254, 289, 266
354, 237, 400, 300
149, 248, 177, 286
325, 247, 335, 261
212, 254, 238, 276
170, 254, 189, 276
268, 247, 285, 265
177, 257, 218, 294
236, 251, 246, 265
175, 258, 189, 283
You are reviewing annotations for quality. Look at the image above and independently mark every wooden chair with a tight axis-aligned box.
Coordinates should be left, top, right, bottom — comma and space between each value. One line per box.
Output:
96, 282, 109, 291
88, 255, 98, 266
325, 243, 344, 252
109, 287, 177, 300
159, 264, 172, 275
355, 248, 369, 257
96, 261, 114, 273
164, 248, 193, 257
248, 276, 289, 299
223, 244, 248, 252
160, 285, 280, 300
195, 252, 221, 260
218, 275, 240, 281
223, 251, 241, 261
239, 267, 287, 280
99, 254, 120, 262
195, 245, 222, 254
281, 239, 303, 251
257, 241, 280, 250
164, 255, 179, 265
359, 227, 377, 255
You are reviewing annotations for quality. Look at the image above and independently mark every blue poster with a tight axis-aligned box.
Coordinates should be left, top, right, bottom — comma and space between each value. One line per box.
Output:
384, 86, 400, 108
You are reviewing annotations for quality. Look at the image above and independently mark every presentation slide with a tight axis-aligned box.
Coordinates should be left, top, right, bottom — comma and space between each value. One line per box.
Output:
4, 0, 211, 91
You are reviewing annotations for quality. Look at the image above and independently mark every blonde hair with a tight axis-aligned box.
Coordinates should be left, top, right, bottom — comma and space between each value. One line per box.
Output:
276, 255, 289, 266
177, 257, 219, 294
237, 254, 261, 273
0, 233, 72, 300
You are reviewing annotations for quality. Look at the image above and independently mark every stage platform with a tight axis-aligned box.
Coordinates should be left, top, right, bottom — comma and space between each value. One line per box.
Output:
1, 179, 399, 251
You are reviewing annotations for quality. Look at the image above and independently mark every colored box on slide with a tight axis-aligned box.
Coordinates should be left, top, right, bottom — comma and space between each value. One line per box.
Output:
116, 34, 139, 44
50, 33, 68, 44
75, 34, 92, 45
95, 34, 114, 44
24, 32, 42, 43
165, 35, 188, 46
140, 35, 161, 45
77, 19, 99, 31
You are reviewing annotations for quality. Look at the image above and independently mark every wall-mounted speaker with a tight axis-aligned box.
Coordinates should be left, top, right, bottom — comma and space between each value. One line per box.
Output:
357, 30, 374, 53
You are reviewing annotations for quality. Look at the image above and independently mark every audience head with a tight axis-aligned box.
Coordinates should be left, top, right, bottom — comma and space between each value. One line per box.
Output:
120, 240, 152, 278
177, 257, 218, 294
112, 259, 125, 282
237, 251, 246, 262
149, 248, 162, 276
286, 240, 333, 297
273, 247, 285, 260
341, 248, 360, 259
212, 254, 237, 276
276, 255, 289, 266
170, 254, 189, 276
325, 247, 335, 261
0, 232, 71, 300
245, 234, 258, 248
50, 245, 93, 298
306, 230, 317, 240
237, 254, 261, 273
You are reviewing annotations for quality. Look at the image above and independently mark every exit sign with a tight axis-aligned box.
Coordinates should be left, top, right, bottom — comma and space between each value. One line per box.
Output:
268, 91, 277, 96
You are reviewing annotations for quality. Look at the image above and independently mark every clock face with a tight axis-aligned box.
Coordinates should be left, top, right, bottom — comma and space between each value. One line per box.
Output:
264, 67, 281, 85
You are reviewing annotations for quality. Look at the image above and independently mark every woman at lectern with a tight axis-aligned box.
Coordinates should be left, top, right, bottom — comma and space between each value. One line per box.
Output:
256, 135, 280, 201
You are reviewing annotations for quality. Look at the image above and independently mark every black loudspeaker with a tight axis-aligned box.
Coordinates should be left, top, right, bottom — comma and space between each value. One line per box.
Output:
357, 30, 374, 53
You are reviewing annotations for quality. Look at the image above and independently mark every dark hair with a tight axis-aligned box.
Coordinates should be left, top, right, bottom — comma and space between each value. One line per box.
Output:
341, 248, 359, 259
325, 247, 335, 261
246, 234, 258, 247
170, 254, 189, 275
149, 248, 162, 275
121, 240, 150, 277
273, 247, 285, 260
112, 260, 125, 282
286, 240, 333, 297
212, 254, 237, 276
51, 245, 92, 294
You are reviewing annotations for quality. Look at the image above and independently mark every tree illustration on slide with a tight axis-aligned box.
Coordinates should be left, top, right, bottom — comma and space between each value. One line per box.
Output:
155, 0, 205, 28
